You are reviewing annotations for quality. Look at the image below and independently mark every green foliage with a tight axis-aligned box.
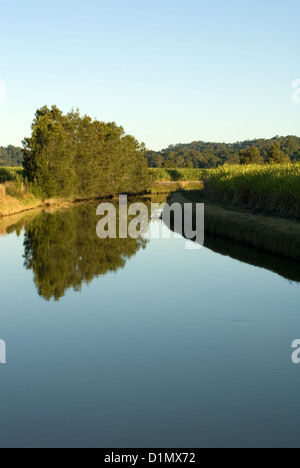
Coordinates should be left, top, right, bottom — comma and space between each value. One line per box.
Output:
5, 181, 24, 200
149, 168, 172, 181
23, 203, 148, 301
239, 146, 264, 165
147, 136, 300, 168
0, 167, 27, 200
146, 151, 164, 168
0, 167, 23, 183
207, 164, 300, 198
23, 106, 151, 199
205, 163, 300, 218
267, 142, 291, 164
0, 146, 23, 166
167, 169, 184, 181
151, 181, 203, 194
149, 168, 205, 181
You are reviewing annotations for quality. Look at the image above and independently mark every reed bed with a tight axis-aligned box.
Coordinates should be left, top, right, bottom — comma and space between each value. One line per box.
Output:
204, 164, 300, 219
149, 168, 207, 182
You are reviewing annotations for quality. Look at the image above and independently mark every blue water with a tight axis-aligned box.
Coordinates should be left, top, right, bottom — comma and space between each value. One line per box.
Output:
1, 209, 300, 448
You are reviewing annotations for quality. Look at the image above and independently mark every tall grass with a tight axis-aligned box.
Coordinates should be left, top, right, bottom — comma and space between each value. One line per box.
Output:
205, 163, 300, 218
150, 168, 207, 181
0, 167, 36, 202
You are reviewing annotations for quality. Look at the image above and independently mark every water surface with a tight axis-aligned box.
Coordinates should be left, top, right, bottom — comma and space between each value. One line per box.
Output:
0, 201, 300, 448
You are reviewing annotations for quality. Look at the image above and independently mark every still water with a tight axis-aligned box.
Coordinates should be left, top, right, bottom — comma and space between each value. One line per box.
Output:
0, 200, 300, 448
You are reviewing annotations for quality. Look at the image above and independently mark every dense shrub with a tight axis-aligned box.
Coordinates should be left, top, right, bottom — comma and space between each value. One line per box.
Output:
0, 167, 23, 183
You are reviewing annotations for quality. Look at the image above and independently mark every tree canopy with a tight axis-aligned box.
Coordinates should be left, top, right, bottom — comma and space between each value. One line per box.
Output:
239, 146, 264, 165
22, 106, 151, 199
267, 142, 291, 164
0, 145, 23, 166
147, 136, 300, 168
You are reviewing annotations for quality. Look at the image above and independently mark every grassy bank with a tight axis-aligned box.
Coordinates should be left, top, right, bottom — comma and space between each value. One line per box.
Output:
150, 181, 203, 194
150, 168, 206, 181
204, 163, 300, 219
0, 166, 205, 184
0, 177, 202, 217
0, 183, 41, 216
0, 181, 77, 217
169, 191, 300, 260
3, 163, 299, 221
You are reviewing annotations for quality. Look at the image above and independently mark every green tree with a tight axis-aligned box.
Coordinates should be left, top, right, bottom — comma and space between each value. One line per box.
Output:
0, 145, 23, 166
23, 106, 77, 198
146, 151, 164, 168
239, 146, 264, 165
267, 142, 291, 164
146, 136, 300, 168
23, 106, 151, 199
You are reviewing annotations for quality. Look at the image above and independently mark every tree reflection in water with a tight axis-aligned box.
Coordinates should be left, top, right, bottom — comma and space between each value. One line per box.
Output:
23, 202, 148, 301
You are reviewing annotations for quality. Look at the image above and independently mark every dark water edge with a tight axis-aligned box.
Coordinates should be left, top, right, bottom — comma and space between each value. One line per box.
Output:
2, 196, 300, 302
2, 199, 300, 448
204, 233, 300, 285
171, 191, 300, 260
165, 193, 300, 284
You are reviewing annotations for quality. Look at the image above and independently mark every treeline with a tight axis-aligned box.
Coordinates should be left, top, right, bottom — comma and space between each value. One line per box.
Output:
147, 136, 300, 168
23, 106, 151, 199
0, 145, 23, 167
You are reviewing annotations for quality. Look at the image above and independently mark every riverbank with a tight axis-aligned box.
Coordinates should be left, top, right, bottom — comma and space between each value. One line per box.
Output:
0, 185, 75, 218
0, 210, 40, 236
0, 181, 202, 218
150, 181, 203, 195
168, 191, 300, 260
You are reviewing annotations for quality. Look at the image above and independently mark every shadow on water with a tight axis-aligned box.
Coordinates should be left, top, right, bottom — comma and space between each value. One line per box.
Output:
4, 193, 300, 302
204, 233, 300, 284
22, 202, 148, 301
163, 201, 300, 285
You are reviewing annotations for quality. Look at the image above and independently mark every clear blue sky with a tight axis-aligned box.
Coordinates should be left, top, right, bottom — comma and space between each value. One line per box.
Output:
0, 0, 299, 150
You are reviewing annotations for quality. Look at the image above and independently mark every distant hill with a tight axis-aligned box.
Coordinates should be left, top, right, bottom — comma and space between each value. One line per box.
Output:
147, 136, 300, 168
0, 145, 23, 167
2, 136, 300, 169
